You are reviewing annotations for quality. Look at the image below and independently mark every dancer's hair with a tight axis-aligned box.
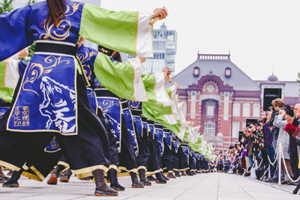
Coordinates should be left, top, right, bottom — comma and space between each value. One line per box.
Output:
112, 52, 123, 62
46, 0, 66, 26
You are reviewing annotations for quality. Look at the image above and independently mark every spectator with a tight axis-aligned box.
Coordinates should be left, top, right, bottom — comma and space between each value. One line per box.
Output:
263, 111, 276, 179
285, 104, 300, 182
217, 151, 224, 172
274, 105, 293, 184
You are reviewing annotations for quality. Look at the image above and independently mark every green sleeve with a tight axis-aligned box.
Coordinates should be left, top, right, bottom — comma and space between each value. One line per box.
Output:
93, 53, 173, 107
0, 62, 16, 103
80, 4, 153, 57
93, 53, 137, 100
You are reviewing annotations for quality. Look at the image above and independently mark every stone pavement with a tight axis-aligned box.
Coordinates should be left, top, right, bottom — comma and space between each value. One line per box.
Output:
0, 172, 299, 200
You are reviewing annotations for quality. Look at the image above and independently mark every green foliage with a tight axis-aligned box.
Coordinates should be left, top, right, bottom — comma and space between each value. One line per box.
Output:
21, 41, 36, 62
0, 0, 14, 14
28, 41, 36, 57
27, 0, 36, 5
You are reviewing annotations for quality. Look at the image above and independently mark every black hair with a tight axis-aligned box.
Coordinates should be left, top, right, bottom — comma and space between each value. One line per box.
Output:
112, 51, 122, 62
284, 105, 294, 117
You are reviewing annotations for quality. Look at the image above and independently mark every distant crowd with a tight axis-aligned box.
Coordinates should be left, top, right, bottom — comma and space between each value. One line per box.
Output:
210, 98, 300, 194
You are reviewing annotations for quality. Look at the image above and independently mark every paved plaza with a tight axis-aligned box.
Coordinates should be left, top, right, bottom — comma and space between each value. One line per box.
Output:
0, 172, 299, 200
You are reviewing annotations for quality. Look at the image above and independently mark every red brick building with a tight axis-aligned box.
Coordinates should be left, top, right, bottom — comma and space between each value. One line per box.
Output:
169, 53, 300, 150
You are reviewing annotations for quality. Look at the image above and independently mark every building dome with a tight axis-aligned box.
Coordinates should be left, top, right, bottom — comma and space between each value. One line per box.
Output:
267, 74, 278, 82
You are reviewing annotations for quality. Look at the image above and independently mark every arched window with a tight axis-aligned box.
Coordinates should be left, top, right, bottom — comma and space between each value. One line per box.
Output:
205, 101, 216, 118
233, 103, 240, 117
243, 103, 250, 117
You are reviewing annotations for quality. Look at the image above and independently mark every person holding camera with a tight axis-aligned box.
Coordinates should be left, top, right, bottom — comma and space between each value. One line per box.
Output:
263, 110, 276, 179
269, 98, 285, 182
284, 104, 300, 183
274, 105, 293, 184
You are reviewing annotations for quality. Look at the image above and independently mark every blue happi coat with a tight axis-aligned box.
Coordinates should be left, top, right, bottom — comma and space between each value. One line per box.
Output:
0, 1, 153, 135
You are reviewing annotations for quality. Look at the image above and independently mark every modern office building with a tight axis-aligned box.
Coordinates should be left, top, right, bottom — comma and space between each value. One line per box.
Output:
122, 23, 177, 75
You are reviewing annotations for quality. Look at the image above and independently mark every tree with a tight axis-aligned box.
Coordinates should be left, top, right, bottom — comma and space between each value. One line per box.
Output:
27, 0, 36, 4
0, 0, 14, 14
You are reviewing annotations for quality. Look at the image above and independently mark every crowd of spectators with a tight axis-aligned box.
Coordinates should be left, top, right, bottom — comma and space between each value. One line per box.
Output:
211, 98, 300, 193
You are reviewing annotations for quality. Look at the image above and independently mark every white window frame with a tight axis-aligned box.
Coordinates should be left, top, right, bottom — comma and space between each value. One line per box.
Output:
204, 122, 215, 136
243, 103, 250, 117
233, 103, 240, 117
232, 122, 240, 138
206, 105, 214, 117
253, 104, 260, 117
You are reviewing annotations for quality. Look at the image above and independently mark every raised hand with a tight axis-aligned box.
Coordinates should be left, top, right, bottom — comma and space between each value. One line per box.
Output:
152, 7, 168, 20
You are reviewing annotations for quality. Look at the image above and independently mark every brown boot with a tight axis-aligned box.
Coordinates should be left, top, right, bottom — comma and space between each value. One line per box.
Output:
154, 172, 167, 184
109, 169, 125, 191
60, 168, 72, 183
2, 169, 23, 188
130, 172, 144, 188
175, 171, 181, 177
167, 172, 176, 179
47, 164, 65, 185
138, 169, 151, 186
147, 175, 157, 181
92, 169, 118, 196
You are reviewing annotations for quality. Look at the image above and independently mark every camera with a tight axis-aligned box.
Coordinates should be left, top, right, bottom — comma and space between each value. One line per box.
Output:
268, 106, 273, 111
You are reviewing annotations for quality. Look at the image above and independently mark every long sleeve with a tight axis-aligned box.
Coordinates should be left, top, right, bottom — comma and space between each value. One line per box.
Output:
142, 73, 172, 107
93, 52, 146, 101
93, 52, 173, 107
79, 4, 153, 57
0, 6, 34, 61
285, 122, 297, 135
273, 114, 287, 128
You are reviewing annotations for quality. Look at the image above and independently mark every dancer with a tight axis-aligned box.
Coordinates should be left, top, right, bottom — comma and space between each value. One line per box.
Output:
0, 0, 167, 196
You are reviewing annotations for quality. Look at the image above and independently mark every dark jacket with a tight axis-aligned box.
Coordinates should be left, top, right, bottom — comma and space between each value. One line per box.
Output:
269, 111, 279, 140
263, 121, 273, 148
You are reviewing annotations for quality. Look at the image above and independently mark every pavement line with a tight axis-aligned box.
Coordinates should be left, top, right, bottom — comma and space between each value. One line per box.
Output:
228, 175, 256, 200
173, 174, 210, 200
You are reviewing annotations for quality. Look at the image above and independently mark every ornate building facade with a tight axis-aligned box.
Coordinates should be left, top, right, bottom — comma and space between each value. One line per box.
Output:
169, 53, 300, 150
